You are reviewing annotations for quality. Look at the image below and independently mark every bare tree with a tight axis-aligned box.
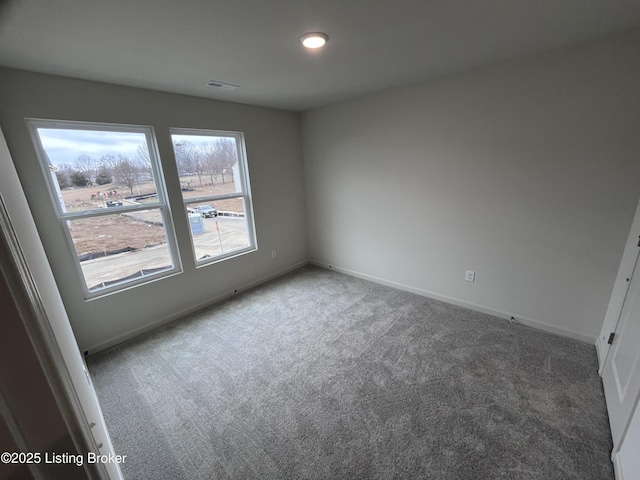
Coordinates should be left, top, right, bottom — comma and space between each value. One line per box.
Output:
214, 138, 237, 184
106, 155, 141, 195
199, 143, 218, 186
113, 159, 139, 195
74, 154, 99, 184
135, 143, 153, 181
173, 142, 193, 177
57, 162, 75, 174
175, 141, 206, 186
196, 139, 237, 186
99, 154, 120, 175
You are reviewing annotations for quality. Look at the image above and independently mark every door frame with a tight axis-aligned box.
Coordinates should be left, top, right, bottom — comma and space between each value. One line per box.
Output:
0, 126, 122, 480
0, 195, 111, 479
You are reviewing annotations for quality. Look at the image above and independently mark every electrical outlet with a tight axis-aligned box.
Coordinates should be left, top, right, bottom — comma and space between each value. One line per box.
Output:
465, 270, 475, 282
271, 250, 277, 258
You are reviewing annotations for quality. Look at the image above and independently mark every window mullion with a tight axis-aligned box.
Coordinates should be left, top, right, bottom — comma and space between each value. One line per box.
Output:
60, 202, 164, 220
181, 193, 246, 206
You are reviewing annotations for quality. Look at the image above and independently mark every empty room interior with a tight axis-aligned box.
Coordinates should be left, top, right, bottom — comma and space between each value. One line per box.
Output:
1, 1, 640, 479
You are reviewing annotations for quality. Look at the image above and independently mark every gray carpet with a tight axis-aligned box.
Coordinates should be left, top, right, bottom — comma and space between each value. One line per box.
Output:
87, 265, 614, 479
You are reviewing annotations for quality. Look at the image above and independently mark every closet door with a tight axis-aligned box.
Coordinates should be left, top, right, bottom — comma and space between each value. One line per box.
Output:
0, 127, 123, 479
615, 398, 640, 480
602, 247, 640, 448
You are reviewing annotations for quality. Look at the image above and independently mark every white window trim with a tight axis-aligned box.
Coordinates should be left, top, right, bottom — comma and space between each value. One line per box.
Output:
170, 127, 257, 266
26, 119, 183, 299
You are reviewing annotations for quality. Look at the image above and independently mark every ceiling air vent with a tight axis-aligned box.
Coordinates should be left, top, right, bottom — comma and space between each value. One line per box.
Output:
205, 80, 239, 91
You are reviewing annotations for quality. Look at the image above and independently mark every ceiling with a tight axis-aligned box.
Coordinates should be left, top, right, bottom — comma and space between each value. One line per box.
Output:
1, 0, 639, 111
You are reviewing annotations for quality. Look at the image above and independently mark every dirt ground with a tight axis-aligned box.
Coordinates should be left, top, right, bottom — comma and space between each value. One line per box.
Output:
69, 216, 167, 255
62, 177, 243, 255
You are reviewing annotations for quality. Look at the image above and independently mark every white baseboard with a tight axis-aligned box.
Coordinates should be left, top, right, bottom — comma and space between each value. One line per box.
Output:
85, 260, 309, 355
310, 260, 596, 344
596, 337, 605, 375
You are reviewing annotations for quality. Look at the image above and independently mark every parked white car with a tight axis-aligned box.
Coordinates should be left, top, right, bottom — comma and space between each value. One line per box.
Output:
188, 205, 218, 218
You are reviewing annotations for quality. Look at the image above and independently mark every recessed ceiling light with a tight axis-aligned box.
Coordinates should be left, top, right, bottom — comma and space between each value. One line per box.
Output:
300, 32, 328, 49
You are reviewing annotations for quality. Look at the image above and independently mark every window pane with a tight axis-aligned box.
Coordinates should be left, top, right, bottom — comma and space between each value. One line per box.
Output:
37, 128, 158, 212
67, 210, 173, 291
186, 199, 251, 262
171, 134, 242, 199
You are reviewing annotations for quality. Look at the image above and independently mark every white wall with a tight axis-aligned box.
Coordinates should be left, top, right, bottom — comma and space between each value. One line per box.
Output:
0, 68, 308, 353
302, 29, 640, 342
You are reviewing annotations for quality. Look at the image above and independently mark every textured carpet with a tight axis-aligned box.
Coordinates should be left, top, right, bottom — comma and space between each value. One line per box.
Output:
87, 265, 614, 479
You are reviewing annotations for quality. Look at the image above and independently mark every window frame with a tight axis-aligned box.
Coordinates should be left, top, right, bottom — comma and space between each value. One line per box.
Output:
170, 127, 257, 266
26, 118, 182, 299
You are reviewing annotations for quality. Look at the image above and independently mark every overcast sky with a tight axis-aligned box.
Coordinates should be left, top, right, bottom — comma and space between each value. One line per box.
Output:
37, 128, 146, 166
171, 134, 230, 147
38, 128, 228, 167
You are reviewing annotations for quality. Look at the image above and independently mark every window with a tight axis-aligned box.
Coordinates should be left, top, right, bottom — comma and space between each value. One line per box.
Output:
28, 120, 181, 297
170, 128, 256, 264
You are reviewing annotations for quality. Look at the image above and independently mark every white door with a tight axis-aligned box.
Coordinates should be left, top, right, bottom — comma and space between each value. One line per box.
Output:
602, 246, 640, 447
598, 198, 640, 374
615, 398, 640, 480
0, 128, 123, 479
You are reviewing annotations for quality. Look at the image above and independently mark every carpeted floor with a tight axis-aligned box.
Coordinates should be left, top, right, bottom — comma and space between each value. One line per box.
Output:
87, 265, 614, 479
